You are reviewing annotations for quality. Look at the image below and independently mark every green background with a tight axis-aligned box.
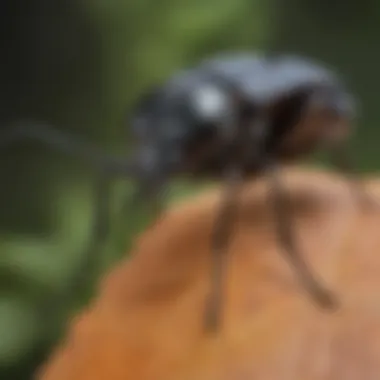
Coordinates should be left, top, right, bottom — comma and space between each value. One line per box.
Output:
1, 0, 379, 378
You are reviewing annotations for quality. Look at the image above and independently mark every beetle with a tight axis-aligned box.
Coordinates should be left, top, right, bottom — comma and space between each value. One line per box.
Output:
126, 52, 359, 327
0, 51, 360, 332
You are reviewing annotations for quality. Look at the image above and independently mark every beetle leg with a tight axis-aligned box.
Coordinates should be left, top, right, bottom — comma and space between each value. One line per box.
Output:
87, 173, 113, 264
203, 113, 270, 332
267, 164, 338, 309
117, 148, 174, 246
204, 164, 242, 332
54, 173, 113, 311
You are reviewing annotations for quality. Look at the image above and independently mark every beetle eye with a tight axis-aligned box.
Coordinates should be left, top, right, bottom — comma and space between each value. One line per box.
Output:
189, 84, 230, 121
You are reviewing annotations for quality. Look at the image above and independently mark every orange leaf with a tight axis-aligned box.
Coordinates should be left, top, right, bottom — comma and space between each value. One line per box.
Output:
37, 166, 380, 380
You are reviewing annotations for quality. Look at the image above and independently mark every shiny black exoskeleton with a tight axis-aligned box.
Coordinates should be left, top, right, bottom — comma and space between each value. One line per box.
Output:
130, 52, 355, 183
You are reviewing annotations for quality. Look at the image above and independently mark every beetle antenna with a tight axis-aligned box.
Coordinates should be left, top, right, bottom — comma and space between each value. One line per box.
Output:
0, 121, 136, 175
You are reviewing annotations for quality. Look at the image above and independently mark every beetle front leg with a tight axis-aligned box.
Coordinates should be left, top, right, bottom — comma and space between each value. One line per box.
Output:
52, 173, 113, 311
267, 164, 338, 309
117, 146, 177, 237
86, 173, 113, 264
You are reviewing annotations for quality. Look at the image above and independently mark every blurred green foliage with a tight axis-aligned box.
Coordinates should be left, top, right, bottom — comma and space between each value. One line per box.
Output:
1, 0, 380, 378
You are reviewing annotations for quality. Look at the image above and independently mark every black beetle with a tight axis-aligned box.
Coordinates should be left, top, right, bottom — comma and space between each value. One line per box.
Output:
130, 52, 355, 175
0, 51, 360, 332
127, 52, 358, 329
